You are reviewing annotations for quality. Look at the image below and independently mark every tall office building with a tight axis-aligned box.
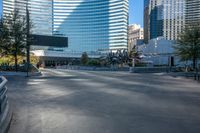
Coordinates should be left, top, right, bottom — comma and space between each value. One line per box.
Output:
3, 0, 53, 35
144, 0, 150, 43
128, 24, 143, 52
185, 0, 200, 26
3, 0, 129, 54
144, 0, 185, 42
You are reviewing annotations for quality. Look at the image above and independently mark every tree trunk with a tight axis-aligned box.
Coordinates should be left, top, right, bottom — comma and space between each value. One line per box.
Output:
193, 57, 198, 80
193, 57, 196, 70
14, 46, 18, 72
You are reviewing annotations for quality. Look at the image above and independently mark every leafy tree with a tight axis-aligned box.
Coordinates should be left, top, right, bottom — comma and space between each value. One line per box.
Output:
81, 52, 89, 65
0, 17, 11, 56
174, 25, 200, 69
88, 59, 101, 66
129, 45, 141, 66
129, 45, 140, 59
4, 9, 28, 71
0, 55, 39, 66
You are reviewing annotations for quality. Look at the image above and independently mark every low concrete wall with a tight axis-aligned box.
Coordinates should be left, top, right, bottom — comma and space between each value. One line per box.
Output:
130, 67, 176, 73
0, 77, 12, 133
54, 65, 130, 71
0, 71, 41, 76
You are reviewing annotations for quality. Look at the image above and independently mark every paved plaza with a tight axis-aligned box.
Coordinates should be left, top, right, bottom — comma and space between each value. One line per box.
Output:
6, 69, 200, 133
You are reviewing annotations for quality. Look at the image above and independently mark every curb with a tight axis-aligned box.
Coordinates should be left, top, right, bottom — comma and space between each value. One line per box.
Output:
0, 72, 42, 77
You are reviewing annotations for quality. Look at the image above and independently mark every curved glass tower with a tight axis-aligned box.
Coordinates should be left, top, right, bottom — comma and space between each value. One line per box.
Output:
3, 0, 129, 53
53, 0, 128, 52
3, 0, 53, 35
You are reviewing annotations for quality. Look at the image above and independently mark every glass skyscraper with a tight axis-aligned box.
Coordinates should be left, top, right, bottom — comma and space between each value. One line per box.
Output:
144, 0, 150, 43
185, 0, 200, 26
3, 0, 129, 54
144, 0, 185, 42
3, 0, 53, 35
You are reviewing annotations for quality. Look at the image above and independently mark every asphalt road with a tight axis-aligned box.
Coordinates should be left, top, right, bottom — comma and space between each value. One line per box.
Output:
6, 69, 200, 133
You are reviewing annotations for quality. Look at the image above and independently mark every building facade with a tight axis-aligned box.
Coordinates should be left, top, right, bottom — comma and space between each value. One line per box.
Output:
144, 0, 149, 43
138, 37, 178, 66
3, 0, 129, 54
53, 0, 128, 53
144, 0, 185, 42
185, 0, 200, 26
128, 24, 144, 52
3, 0, 53, 35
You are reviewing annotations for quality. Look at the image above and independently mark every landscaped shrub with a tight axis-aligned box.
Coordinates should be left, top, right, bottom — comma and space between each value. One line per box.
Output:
87, 60, 101, 67
0, 55, 39, 72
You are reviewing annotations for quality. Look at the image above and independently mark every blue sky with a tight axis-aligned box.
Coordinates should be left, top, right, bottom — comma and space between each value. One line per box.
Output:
0, 0, 143, 26
129, 0, 144, 27
0, 0, 2, 16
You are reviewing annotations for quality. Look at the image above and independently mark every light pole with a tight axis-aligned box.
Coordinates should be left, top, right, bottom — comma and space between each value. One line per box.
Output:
26, 0, 30, 77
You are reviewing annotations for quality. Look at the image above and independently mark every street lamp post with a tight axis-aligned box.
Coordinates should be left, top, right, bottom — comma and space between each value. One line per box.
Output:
26, 1, 30, 77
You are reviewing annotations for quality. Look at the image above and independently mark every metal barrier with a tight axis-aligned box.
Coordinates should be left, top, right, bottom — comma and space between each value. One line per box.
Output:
0, 76, 12, 133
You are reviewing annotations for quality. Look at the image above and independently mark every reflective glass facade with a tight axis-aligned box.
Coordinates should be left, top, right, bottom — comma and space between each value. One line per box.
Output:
53, 0, 128, 52
144, 0, 150, 43
185, 0, 200, 26
3, 0, 129, 53
3, 0, 53, 35
144, 0, 185, 42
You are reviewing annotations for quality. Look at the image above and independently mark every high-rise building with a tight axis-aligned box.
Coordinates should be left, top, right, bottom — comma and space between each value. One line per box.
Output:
144, 0, 185, 42
3, 0, 129, 54
144, 0, 151, 43
128, 24, 143, 52
185, 0, 200, 26
3, 0, 53, 35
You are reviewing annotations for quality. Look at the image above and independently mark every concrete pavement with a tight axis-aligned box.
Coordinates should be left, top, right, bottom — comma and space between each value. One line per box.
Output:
6, 69, 200, 133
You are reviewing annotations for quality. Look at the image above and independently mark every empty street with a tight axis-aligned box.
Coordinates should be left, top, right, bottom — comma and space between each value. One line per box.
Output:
6, 69, 200, 133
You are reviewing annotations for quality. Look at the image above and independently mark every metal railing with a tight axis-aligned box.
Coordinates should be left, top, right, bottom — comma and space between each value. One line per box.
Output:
0, 76, 12, 133
0, 76, 8, 114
